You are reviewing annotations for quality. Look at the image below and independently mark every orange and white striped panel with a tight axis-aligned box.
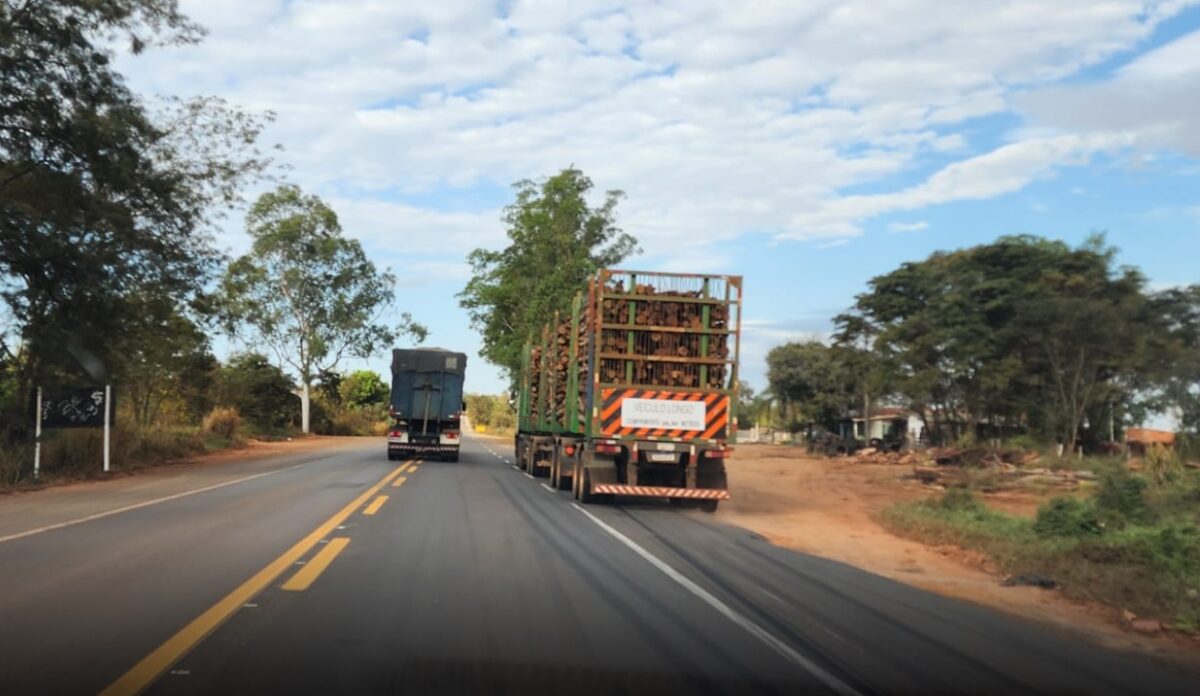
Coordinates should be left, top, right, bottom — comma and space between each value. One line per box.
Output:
592, 484, 730, 500
598, 389, 730, 441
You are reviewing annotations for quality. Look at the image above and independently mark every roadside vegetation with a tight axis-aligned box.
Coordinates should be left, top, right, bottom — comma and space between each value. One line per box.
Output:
463, 393, 517, 435
0, 2, 415, 488
883, 455, 1200, 632
757, 236, 1200, 633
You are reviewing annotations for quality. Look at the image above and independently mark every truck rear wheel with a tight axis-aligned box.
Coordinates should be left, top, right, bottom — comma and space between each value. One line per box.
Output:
549, 449, 561, 489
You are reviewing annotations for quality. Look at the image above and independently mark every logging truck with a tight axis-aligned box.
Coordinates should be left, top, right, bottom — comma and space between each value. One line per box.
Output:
388, 348, 467, 462
515, 269, 742, 511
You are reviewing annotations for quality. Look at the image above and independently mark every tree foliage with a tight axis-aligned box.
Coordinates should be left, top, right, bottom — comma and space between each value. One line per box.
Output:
339, 370, 388, 410
0, 0, 272, 433
212, 353, 297, 432
221, 185, 425, 432
458, 167, 638, 386
826, 235, 1191, 446
766, 341, 863, 431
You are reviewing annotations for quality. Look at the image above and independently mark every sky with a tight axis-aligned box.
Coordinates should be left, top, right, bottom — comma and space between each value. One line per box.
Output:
116, 0, 1200, 396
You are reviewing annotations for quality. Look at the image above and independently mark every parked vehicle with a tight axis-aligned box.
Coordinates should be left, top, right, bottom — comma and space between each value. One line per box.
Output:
515, 269, 742, 511
388, 348, 467, 462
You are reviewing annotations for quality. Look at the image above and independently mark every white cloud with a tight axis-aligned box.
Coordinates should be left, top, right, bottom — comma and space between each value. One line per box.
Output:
110, 0, 1193, 259
887, 221, 928, 233
780, 132, 1134, 237
1020, 27, 1200, 157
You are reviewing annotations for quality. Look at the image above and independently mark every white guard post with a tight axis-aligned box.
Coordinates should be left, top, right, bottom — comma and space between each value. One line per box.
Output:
34, 387, 42, 479
103, 384, 111, 473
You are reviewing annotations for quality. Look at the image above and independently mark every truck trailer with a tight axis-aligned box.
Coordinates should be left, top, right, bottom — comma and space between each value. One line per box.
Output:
515, 269, 742, 511
388, 348, 467, 462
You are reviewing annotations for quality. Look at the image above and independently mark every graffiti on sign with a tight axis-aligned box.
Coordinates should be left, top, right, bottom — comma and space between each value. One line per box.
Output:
40, 388, 114, 428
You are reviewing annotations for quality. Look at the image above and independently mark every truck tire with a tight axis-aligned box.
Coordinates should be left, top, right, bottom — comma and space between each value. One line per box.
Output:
555, 452, 572, 491
697, 500, 719, 513
572, 456, 583, 500
549, 448, 561, 489
579, 467, 598, 503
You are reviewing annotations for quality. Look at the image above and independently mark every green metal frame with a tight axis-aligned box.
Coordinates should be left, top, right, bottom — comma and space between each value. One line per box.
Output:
585, 269, 744, 444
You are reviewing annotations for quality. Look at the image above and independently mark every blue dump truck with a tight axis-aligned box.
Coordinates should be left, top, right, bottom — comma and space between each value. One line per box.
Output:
387, 348, 467, 462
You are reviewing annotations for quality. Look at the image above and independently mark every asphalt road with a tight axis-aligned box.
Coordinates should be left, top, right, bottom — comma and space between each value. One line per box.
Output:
0, 435, 1196, 695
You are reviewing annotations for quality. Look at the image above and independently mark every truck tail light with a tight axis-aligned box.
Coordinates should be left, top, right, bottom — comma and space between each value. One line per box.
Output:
705, 448, 727, 459
595, 443, 620, 455
389, 430, 401, 438
444, 431, 460, 440
565, 445, 576, 456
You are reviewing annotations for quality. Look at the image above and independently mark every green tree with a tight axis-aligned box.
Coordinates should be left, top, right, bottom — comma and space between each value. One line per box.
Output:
458, 167, 638, 385
0, 1, 272, 434
766, 341, 861, 431
113, 297, 217, 426
837, 235, 1163, 447
339, 370, 388, 410
212, 353, 297, 432
221, 185, 426, 433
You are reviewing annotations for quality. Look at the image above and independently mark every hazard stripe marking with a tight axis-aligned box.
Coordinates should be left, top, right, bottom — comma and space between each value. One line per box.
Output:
592, 484, 730, 500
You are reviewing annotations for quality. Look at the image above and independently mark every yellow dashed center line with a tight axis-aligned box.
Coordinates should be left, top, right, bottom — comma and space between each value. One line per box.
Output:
391, 475, 408, 488
408, 465, 420, 474
281, 537, 350, 592
100, 462, 406, 696
362, 495, 389, 516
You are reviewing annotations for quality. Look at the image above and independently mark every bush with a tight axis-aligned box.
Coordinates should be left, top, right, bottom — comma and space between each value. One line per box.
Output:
212, 353, 298, 432
1034, 497, 1103, 538
329, 409, 386, 436
1005, 434, 1045, 452
202, 407, 242, 440
1095, 468, 1152, 525
939, 487, 982, 512
1144, 443, 1182, 485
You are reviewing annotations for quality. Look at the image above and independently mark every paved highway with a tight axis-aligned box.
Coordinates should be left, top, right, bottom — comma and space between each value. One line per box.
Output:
0, 435, 1195, 695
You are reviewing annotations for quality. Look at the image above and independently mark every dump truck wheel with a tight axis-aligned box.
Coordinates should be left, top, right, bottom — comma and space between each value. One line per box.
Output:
697, 500, 719, 513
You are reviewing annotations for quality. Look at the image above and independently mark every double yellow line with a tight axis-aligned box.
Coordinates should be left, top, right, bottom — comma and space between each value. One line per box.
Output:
101, 461, 413, 696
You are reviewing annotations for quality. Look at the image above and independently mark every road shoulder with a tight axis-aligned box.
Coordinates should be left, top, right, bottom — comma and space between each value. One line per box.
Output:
0, 436, 377, 542
718, 444, 1200, 667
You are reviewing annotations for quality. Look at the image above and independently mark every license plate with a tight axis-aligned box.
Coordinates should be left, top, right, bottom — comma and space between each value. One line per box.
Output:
648, 452, 676, 463
656, 443, 675, 451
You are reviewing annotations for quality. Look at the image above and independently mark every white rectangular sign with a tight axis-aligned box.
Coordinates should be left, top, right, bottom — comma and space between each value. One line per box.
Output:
620, 398, 706, 431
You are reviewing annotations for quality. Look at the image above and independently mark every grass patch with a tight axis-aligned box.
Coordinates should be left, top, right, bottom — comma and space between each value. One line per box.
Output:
0, 421, 247, 489
883, 480, 1200, 632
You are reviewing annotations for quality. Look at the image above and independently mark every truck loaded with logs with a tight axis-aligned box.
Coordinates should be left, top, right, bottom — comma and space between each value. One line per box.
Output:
515, 269, 743, 511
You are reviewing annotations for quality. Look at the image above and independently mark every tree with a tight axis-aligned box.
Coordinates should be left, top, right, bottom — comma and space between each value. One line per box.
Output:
113, 296, 217, 426
339, 370, 388, 410
766, 341, 861, 431
221, 185, 426, 433
458, 167, 638, 385
836, 235, 1164, 448
212, 353, 297, 432
1, 1, 272, 436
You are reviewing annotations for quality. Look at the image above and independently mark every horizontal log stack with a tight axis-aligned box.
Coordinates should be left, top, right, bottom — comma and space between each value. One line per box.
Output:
596, 281, 732, 389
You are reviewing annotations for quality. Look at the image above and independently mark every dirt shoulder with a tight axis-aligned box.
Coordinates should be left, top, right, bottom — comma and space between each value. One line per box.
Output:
718, 443, 1200, 665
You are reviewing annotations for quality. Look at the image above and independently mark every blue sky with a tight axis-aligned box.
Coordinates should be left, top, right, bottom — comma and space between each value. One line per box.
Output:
116, 1, 1200, 395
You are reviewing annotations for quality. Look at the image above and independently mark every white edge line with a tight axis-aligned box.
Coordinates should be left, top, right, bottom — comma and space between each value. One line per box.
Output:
570, 503, 860, 696
523, 473, 535, 480
512, 465, 519, 470
0, 462, 310, 544
540, 483, 556, 493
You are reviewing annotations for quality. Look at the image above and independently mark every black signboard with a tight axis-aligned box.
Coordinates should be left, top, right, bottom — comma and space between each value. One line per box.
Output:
40, 387, 114, 428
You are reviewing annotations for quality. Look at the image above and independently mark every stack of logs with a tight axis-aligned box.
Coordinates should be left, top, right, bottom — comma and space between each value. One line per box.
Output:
529, 345, 542, 421
597, 282, 730, 388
